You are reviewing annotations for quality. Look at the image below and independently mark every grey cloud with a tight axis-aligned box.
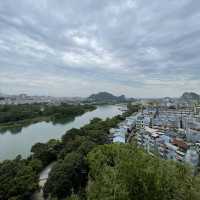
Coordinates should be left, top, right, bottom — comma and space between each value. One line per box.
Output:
0, 0, 200, 97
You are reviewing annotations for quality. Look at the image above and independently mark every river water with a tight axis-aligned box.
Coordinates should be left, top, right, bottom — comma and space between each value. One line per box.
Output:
0, 105, 123, 161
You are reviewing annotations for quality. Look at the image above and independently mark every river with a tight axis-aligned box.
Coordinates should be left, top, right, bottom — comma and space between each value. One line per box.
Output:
0, 105, 123, 161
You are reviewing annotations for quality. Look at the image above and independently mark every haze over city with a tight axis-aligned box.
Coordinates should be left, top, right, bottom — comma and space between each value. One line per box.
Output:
0, 0, 200, 97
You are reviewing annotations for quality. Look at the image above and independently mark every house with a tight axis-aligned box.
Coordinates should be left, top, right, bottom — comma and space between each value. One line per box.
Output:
172, 138, 188, 152
136, 115, 145, 130
185, 147, 199, 167
165, 142, 178, 161
113, 134, 126, 143
137, 127, 161, 154
194, 105, 200, 116
110, 126, 127, 144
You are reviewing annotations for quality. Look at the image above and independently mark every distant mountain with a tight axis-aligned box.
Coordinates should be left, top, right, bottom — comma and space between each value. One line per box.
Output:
180, 92, 200, 102
87, 92, 130, 103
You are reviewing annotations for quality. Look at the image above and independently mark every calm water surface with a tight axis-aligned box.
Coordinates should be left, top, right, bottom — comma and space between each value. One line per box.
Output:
0, 105, 123, 160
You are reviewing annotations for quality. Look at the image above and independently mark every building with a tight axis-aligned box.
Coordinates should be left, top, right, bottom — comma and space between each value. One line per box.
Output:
185, 147, 199, 167
194, 105, 200, 116
111, 128, 126, 143
136, 115, 145, 130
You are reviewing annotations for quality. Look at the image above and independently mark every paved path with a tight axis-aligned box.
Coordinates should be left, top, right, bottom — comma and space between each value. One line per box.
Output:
31, 162, 55, 200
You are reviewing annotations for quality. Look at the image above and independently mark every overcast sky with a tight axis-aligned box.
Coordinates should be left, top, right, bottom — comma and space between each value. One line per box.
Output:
0, 0, 200, 98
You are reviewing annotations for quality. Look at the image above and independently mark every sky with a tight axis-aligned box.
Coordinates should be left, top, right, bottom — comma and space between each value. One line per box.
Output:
0, 0, 200, 98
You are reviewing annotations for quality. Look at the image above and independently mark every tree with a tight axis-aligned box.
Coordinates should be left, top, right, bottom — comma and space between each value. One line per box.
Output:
0, 158, 39, 200
66, 194, 80, 200
31, 141, 58, 167
44, 152, 87, 199
87, 144, 200, 200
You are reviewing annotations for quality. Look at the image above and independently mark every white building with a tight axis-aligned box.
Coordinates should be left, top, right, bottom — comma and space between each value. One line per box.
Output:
136, 115, 145, 130
185, 147, 199, 167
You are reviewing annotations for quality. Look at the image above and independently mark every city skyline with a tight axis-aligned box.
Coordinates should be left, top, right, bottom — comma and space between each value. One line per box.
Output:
0, 0, 200, 97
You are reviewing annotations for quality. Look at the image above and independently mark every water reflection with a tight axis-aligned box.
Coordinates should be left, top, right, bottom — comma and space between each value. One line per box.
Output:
0, 116, 75, 134
0, 126, 23, 134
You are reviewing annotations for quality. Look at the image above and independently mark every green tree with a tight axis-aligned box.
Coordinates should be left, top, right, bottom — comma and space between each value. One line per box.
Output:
0, 157, 39, 200
87, 144, 200, 200
66, 193, 80, 200
31, 140, 60, 167
44, 152, 87, 199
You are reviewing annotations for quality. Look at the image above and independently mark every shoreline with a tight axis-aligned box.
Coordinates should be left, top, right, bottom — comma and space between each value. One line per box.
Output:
0, 107, 96, 131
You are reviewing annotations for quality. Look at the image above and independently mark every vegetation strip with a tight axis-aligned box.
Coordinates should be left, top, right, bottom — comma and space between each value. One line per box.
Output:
0, 103, 95, 133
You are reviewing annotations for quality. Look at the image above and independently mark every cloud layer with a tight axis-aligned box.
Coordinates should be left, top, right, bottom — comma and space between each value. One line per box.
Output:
0, 0, 200, 97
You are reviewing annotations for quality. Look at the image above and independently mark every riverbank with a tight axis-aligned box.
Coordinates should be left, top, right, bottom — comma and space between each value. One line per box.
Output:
0, 116, 51, 129
0, 105, 96, 133
0, 103, 96, 129
0, 104, 130, 200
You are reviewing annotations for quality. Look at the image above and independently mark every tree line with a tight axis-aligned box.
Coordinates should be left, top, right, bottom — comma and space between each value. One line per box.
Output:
0, 103, 95, 125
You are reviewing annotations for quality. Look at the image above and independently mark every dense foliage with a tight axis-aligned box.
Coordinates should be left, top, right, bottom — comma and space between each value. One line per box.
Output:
0, 103, 95, 125
0, 156, 42, 200
43, 115, 125, 199
87, 144, 200, 200
31, 139, 62, 167
44, 152, 87, 199
0, 138, 62, 200
126, 102, 141, 116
